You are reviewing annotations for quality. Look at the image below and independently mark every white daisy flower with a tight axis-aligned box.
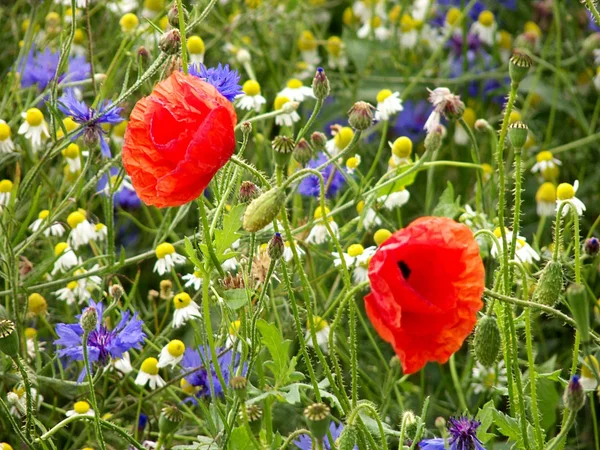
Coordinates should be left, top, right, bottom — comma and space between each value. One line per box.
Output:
154, 243, 187, 276
297, 30, 321, 66
379, 188, 410, 210
157, 339, 186, 368
67, 211, 97, 249
472, 360, 508, 395
24, 328, 45, 361
374, 89, 403, 121
172, 292, 202, 328
305, 315, 330, 354
531, 151, 561, 174
282, 240, 305, 263
106, 0, 138, 14
187, 35, 205, 64
491, 228, 540, 264
225, 319, 251, 353
326, 36, 348, 70
135, 357, 166, 390
306, 206, 339, 245
55, 281, 79, 305
0, 120, 15, 153
182, 269, 203, 290
93, 223, 108, 242
399, 14, 420, 49
390, 136, 413, 165
325, 126, 355, 155
353, 0, 386, 23
141, 0, 163, 18
535, 183, 557, 217
29, 209, 66, 237
357, 17, 390, 41
52, 242, 79, 275
0, 179, 13, 211
236, 80, 267, 112
105, 352, 133, 376
274, 96, 301, 127
345, 154, 361, 174
18, 108, 49, 152
8, 384, 43, 417
556, 181, 586, 217
357, 201, 381, 229
581, 356, 600, 391
66, 400, 95, 418
470, 10, 497, 46
280, 78, 315, 102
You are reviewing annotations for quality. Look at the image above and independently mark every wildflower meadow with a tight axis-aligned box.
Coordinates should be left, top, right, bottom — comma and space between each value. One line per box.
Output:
1, 0, 600, 449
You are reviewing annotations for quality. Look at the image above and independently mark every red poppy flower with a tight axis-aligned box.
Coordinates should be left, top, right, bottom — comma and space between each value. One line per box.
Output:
364, 216, 485, 374
122, 71, 237, 208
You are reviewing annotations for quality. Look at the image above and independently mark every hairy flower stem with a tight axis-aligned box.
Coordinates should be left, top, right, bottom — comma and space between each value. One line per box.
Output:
547, 409, 577, 450
13, 355, 35, 439
240, 403, 263, 450
509, 147, 523, 281
459, 118, 483, 214
295, 98, 324, 145
364, 119, 389, 183
176, 0, 188, 74
82, 331, 108, 450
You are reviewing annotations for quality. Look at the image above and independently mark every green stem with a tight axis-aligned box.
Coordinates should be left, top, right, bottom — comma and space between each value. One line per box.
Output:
176, 0, 188, 74
459, 118, 483, 214
364, 120, 389, 183
13, 356, 35, 440
448, 354, 468, 412
198, 197, 225, 277
82, 331, 108, 450
295, 98, 324, 144
546, 410, 576, 450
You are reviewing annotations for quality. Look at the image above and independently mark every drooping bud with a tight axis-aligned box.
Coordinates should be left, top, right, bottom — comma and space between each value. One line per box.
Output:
508, 121, 528, 149
167, 2, 188, 28
110, 284, 125, 301
267, 233, 284, 261
584, 237, 600, 257
424, 125, 444, 153
472, 315, 501, 368
159, 29, 181, 55
80, 306, 98, 333
347, 101, 374, 131
304, 402, 331, 442
148, 289, 159, 302
532, 260, 563, 306
159, 403, 183, 435
312, 67, 330, 100
563, 375, 585, 411
240, 121, 252, 136
337, 423, 357, 450
239, 181, 261, 204
272, 135, 295, 167
243, 188, 286, 233
567, 283, 590, 344
293, 138, 313, 166
509, 51, 532, 85
0, 320, 19, 357
230, 376, 248, 401
311, 132, 327, 151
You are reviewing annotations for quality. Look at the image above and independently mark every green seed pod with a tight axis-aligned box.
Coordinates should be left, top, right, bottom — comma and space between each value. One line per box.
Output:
532, 260, 563, 306
230, 376, 248, 401
0, 320, 19, 357
240, 404, 262, 435
508, 121, 528, 149
272, 135, 295, 167
337, 423, 357, 450
509, 51, 532, 85
567, 283, 590, 344
472, 315, 501, 368
159, 404, 183, 435
243, 188, 286, 233
304, 402, 331, 442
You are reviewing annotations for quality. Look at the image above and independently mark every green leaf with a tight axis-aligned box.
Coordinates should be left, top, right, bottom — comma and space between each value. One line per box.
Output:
432, 182, 461, 218
257, 319, 293, 387
215, 204, 245, 257
184, 237, 203, 268
223, 289, 249, 310
228, 427, 253, 450
476, 401, 496, 443
493, 410, 535, 449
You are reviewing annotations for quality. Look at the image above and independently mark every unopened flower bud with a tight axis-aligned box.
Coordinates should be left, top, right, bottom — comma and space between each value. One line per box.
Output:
110, 284, 125, 300
563, 375, 585, 411
472, 315, 501, 367
312, 67, 330, 100
509, 50, 532, 85
424, 125, 444, 153
402, 411, 418, 438
293, 138, 313, 165
28, 293, 47, 316
267, 233, 284, 261
533, 260, 563, 306
80, 306, 98, 333
160, 280, 173, 300
0, 320, 19, 357
159, 403, 183, 435
347, 101, 374, 130
159, 29, 181, 55
243, 188, 286, 233
508, 121, 528, 149
337, 423, 357, 450
474, 119, 492, 133
148, 289, 159, 302
239, 181, 261, 204
240, 121, 252, 136
272, 135, 295, 167
311, 131, 327, 151
304, 402, 331, 441
137, 46, 152, 62
434, 416, 446, 429
230, 376, 248, 401
584, 237, 599, 257
567, 283, 590, 344
167, 2, 188, 28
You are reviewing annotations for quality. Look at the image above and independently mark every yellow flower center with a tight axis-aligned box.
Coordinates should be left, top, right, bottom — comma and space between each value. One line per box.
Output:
74, 28, 85, 45
95, 223, 106, 232
0, 123, 11, 141
62, 143, 80, 159
327, 36, 343, 56
508, 111, 521, 124
556, 183, 575, 200
309, 315, 329, 331
67, 281, 78, 290
144, 0, 164, 12
535, 182, 556, 203
482, 163, 493, 175
28, 293, 47, 315
297, 30, 317, 51
493, 227, 508, 238
286, 78, 303, 89
243, 80, 261, 96
67, 211, 86, 228
446, 7, 461, 25
120, 13, 139, 31
374, 229, 392, 246
346, 156, 360, 170
26, 108, 44, 126
229, 320, 241, 335
313, 206, 332, 221
173, 292, 192, 309
187, 35, 205, 54
141, 357, 159, 375
478, 10, 494, 26
0, 179, 13, 193
347, 244, 364, 257
167, 339, 185, 357
536, 151, 553, 163
400, 14, 415, 32
54, 242, 69, 256
156, 242, 175, 259
376, 89, 393, 103
370, 16, 382, 28
388, 5, 402, 23
462, 107, 477, 128
334, 127, 354, 149
342, 7, 355, 26
159, 15, 169, 31
274, 95, 290, 111
74, 401, 91, 414
112, 120, 128, 138
0, 444, 13, 450
21, 18, 30, 32
38, 209, 50, 220
192, 270, 202, 278
388, 156, 398, 168
582, 355, 600, 379
498, 30, 512, 50
356, 200, 365, 214
392, 137, 413, 158
524, 21, 542, 38
25, 327, 37, 339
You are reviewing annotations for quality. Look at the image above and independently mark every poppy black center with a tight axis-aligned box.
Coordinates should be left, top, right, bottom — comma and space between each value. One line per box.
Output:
398, 260, 411, 279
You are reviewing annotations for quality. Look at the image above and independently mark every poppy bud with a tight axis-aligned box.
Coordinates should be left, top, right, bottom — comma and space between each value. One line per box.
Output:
311, 131, 328, 151
312, 67, 330, 100
508, 121, 528, 149
267, 233, 284, 261
509, 51, 532, 85
239, 181, 261, 204
240, 404, 262, 434
402, 411, 418, 438
272, 135, 295, 167
0, 320, 19, 357
80, 306, 98, 333
563, 375, 585, 411
424, 125, 444, 153
240, 121, 252, 136
532, 260, 563, 306
304, 402, 331, 442
243, 188, 286, 233
293, 138, 313, 165
347, 101, 374, 130
159, 403, 183, 435
167, 2, 188, 28
137, 46, 152, 63
472, 315, 501, 367
230, 376, 248, 401
567, 283, 590, 344
584, 237, 599, 257
110, 284, 125, 300
337, 423, 357, 450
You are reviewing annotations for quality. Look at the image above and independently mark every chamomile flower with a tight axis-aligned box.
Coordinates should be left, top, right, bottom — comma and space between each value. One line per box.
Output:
390, 136, 413, 165
0, 120, 15, 153
135, 357, 166, 389
274, 96, 300, 127
280, 78, 315, 102
472, 360, 508, 394
7, 384, 43, 417
379, 186, 410, 210
333, 244, 376, 283
345, 154, 361, 174
182, 269, 203, 290
52, 242, 79, 274
305, 315, 330, 353
283, 240, 305, 262
454, 107, 476, 145
306, 206, 339, 245
187, 35, 205, 64
172, 292, 202, 328
491, 228, 540, 264
29, 209, 65, 237
0, 444, 13, 450
373, 228, 392, 246
357, 16, 390, 41
71, 28, 87, 57
470, 10, 497, 46
352, 0, 385, 24
55, 267, 101, 304
357, 200, 381, 229
498, 30, 513, 62
297, 30, 321, 66
581, 356, 600, 391
326, 36, 348, 70
119, 12, 139, 33
25, 328, 45, 360
399, 14, 419, 49
67, 210, 96, 249
325, 126, 355, 155
531, 151, 561, 174
556, 181, 586, 216
536, 183, 557, 217
93, 223, 107, 242
105, 352, 133, 376
18, 108, 49, 151
55, 281, 79, 305
66, 401, 95, 418
374, 89, 403, 121
225, 320, 251, 352
0, 180, 13, 211
62, 143, 83, 173
236, 80, 266, 112
142, 0, 164, 18
154, 243, 186, 275
157, 339, 186, 368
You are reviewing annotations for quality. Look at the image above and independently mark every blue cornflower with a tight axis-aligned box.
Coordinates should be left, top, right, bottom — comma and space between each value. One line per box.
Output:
393, 100, 429, 143
295, 422, 356, 450
20, 48, 90, 90
57, 89, 123, 157
54, 301, 146, 382
298, 152, 346, 198
97, 167, 141, 209
181, 346, 244, 401
420, 417, 486, 450
188, 63, 243, 102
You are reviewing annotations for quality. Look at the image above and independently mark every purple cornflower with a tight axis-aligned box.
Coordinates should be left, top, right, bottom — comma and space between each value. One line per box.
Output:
295, 422, 356, 450
419, 417, 486, 450
448, 33, 482, 58
393, 100, 429, 143
181, 346, 244, 401
97, 167, 141, 209
298, 152, 346, 198
188, 63, 243, 102
20, 48, 90, 90
57, 89, 123, 157
54, 301, 146, 382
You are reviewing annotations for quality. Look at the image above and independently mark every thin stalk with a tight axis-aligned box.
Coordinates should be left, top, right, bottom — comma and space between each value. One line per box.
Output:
82, 331, 107, 450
